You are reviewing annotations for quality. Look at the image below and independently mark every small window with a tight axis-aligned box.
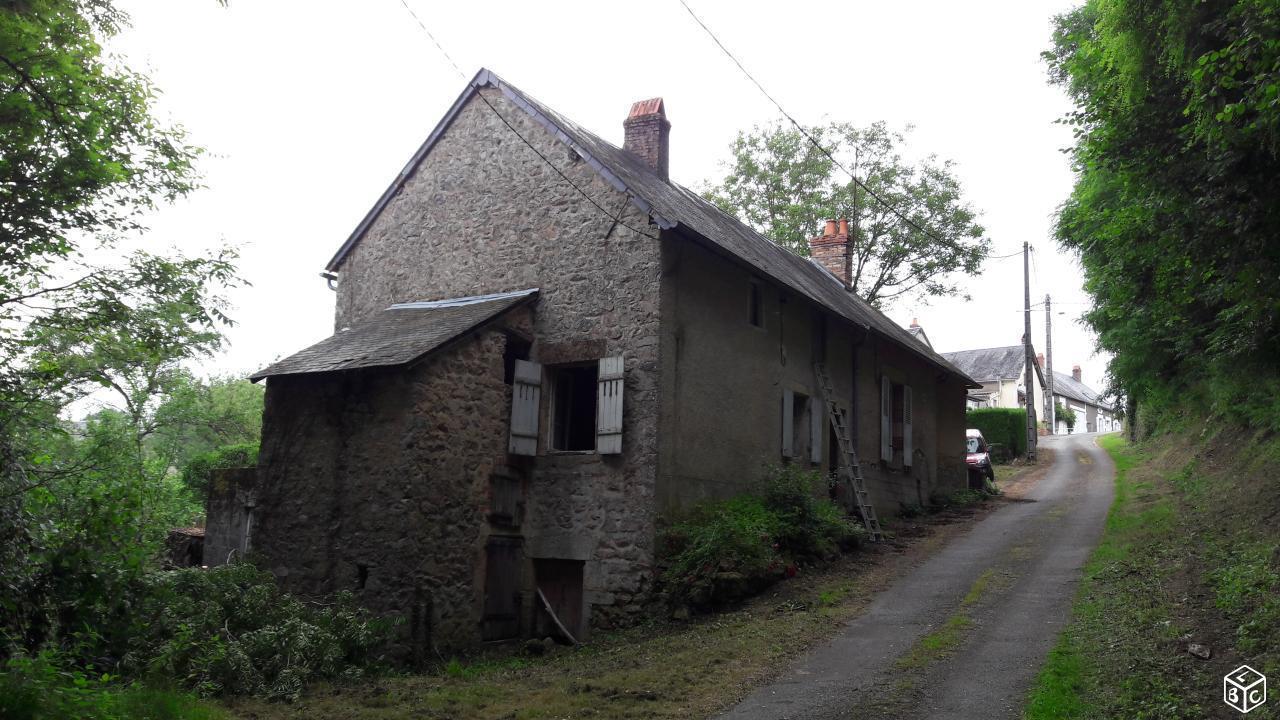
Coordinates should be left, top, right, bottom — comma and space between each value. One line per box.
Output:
503, 336, 532, 385
748, 280, 763, 327
551, 364, 598, 451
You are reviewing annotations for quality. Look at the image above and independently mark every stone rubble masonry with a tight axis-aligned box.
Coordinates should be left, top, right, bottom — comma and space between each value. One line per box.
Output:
253, 328, 510, 654
326, 87, 662, 636
204, 467, 257, 568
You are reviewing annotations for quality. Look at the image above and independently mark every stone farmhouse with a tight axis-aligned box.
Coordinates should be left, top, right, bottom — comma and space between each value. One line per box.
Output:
234, 69, 979, 655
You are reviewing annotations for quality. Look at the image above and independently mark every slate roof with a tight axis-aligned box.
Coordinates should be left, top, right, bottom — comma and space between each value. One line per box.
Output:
249, 289, 537, 381
325, 69, 978, 389
1051, 369, 1111, 410
941, 345, 1028, 383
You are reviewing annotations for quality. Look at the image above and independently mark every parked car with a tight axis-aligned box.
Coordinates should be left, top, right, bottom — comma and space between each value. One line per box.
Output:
965, 428, 995, 488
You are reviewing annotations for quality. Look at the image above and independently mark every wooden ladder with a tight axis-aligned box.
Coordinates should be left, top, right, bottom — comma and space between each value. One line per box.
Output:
814, 362, 884, 542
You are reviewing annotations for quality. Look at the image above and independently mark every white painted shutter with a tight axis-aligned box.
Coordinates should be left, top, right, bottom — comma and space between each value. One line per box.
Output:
781, 389, 795, 458
810, 396, 824, 464
880, 376, 892, 462
508, 359, 542, 456
903, 385, 914, 467
596, 356, 624, 455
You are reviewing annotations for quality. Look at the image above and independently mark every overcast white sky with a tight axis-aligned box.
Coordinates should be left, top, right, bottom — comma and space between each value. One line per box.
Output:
109, 0, 1109, 393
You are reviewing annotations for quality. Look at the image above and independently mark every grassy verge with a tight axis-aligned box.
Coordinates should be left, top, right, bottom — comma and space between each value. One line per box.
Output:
1025, 432, 1280, 719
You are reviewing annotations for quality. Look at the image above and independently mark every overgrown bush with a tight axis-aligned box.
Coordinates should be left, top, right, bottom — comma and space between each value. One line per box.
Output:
180, 442, 259, 496
658, 466, 863, 608
966, 408, 1028, 459
120, 564, 391, 701
0, 650, 226, 720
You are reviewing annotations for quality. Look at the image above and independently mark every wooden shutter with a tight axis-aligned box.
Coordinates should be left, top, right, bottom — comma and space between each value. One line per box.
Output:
903, 385, 914, 467
781, 389, 795, 458
879, 376, 892, 462
508, 359, 542, 456
809, 395, 824, 464
596, 356, 624, 455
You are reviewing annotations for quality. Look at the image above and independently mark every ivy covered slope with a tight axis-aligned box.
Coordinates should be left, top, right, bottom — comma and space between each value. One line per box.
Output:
1046, 0, 1280, 430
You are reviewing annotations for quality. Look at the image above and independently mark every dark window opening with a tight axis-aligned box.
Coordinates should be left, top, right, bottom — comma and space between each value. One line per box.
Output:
503, 336, 532, 385
749, 280, 763, 327
356, 564, 368, 590
551, 364, 598, 451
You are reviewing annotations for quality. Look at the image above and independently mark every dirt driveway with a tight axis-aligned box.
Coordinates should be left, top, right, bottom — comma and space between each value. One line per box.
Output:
720, 433, 1115, 720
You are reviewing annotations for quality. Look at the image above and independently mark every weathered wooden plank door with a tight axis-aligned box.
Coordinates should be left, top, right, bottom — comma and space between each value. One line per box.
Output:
535, 558, 584, 641
481, 536, 523, 640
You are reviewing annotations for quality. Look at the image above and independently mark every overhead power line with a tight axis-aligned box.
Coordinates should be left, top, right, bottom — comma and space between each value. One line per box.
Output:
676, 0, 967, 252
395, 0, 658, 240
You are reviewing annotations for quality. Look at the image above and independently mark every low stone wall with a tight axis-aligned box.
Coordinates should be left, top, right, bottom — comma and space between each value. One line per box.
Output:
205, 467, 257, 567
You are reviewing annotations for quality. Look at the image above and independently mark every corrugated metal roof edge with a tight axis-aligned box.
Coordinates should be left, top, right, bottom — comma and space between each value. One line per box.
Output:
248, 289, 538, 382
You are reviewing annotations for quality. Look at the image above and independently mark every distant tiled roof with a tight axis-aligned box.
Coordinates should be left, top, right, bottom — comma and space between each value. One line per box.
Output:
249, 289, 537, 381
941, 345, 1027, 383
324, 69, 978, 390
1051, 369, 1111, 410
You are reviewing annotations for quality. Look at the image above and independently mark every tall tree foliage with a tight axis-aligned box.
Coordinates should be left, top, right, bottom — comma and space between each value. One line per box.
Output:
1046, 0, 1280, 430
0, 0, 243, 653
705, 121, 988, 306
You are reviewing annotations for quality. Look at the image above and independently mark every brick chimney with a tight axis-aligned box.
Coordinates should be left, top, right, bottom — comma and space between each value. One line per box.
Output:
910, 318, 920, 328
623, 98, 670, 179
1036, 353, 1044, 368
809, 219, 852, 287
1072, 364, 1082, 382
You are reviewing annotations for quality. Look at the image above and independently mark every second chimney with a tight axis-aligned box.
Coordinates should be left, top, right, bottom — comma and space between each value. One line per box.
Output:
1072, 364, 1082, 382
1037, 353, 1044, 368
809, 219, 852, 287
623, 98, 670, 179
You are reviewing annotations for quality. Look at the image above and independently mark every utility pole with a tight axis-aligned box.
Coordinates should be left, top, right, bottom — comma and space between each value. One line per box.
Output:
1045, 294, 1055, 435
1023, 242, 1037, 462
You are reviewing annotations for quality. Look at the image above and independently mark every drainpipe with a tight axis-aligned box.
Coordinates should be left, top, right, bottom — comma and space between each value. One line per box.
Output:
320, 271, 339, 291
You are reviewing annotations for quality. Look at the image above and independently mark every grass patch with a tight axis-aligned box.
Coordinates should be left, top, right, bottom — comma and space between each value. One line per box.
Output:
895, 568, 999, 671
0, 652, 229, 720
1025, 431, 1280, 719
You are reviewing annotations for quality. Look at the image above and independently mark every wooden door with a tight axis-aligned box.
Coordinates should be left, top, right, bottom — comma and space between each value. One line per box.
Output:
481, 536, 523, 640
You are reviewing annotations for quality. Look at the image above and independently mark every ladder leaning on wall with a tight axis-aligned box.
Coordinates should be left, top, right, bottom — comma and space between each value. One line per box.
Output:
813, 363, 884, 542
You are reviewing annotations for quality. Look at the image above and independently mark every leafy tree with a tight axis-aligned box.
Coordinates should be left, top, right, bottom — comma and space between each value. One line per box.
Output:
705, 121, 989, 306
1055, 402, 1077, 432
1046, 0, 1280, 430
0, 0, 243, 657
151, 373, 264, 488
0, 0, 199, 308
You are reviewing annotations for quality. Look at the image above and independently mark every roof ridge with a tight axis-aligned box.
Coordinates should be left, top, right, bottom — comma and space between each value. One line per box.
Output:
326, 68, 978, 387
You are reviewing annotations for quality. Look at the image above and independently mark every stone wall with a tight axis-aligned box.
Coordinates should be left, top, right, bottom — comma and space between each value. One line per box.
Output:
252, 328, 510, 654
656, 235, 968, 518
205, 467, 257, 567
329, 87, 662, 629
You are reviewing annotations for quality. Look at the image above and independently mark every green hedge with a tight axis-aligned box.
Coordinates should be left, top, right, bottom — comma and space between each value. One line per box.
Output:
966, 408, 1028, 459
